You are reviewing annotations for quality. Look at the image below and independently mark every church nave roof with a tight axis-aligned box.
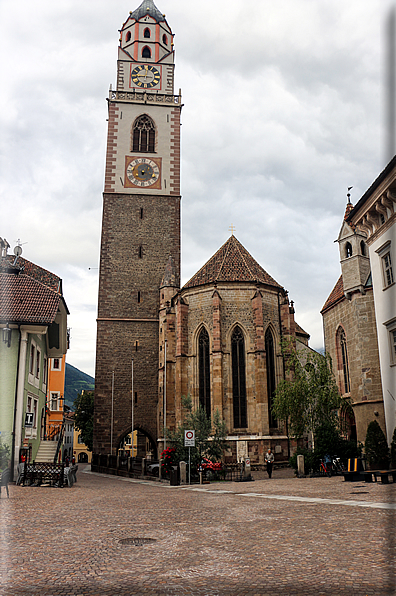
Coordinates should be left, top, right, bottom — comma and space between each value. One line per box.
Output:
183, 235, 283, 290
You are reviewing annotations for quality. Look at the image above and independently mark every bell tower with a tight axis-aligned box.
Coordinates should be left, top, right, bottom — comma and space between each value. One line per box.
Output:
94, 0, 182, 455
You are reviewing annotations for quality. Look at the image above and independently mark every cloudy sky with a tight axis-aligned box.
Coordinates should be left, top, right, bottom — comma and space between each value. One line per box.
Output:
1, 0, 394, 377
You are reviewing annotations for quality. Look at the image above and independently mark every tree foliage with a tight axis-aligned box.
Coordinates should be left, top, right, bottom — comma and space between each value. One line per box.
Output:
391, 426, 396, 468
0, 442, 10, 471
272, 341, 342, 448
166, 396, 227, 472
73, 390, 94, 451
365, 420, 389, 469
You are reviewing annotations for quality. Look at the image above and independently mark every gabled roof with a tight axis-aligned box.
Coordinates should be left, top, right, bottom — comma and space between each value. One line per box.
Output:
295, 322, 310, 339
3, 255, 62, 294
0, 272, 61, 325
183, 236, 283, 290
131, 0, 165, 23
321, 276, 344, 314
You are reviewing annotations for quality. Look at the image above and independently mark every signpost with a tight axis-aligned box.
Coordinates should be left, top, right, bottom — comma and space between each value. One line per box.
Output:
24, 413, 34, 428
184, 430, 195, 484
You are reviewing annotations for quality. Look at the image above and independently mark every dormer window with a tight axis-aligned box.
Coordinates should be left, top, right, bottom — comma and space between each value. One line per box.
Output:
345, 242, 352, 258
142, 46, 151, 58
126, 31, 131, 42
144, 28, 151, 38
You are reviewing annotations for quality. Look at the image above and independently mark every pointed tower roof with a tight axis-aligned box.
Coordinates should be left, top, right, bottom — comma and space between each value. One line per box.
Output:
131, 0, 165, 23
183, 236, 283, 290
161, 255, 178, 288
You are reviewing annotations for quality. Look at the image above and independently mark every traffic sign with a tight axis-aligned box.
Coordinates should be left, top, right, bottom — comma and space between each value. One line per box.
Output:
184, 430, 195, 447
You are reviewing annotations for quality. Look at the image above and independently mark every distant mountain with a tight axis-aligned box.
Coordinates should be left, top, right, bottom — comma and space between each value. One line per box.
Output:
64, 363, 95, 410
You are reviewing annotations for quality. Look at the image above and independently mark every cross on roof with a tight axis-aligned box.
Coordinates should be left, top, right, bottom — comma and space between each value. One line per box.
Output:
229, 224, 236, 235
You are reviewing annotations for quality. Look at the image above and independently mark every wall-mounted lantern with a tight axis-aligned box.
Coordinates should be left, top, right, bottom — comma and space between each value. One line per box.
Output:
2, 324, 11, 348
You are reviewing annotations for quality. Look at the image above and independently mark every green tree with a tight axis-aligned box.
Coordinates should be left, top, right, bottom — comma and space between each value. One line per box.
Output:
272, 341, 342, 449
364, 420, 390, 469
391, 426, 396, 468
0, 442, 10, 471
167, 396, 227, 472
74, 390, 94, 451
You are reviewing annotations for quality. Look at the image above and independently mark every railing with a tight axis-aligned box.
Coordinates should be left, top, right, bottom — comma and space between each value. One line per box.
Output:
46, 423, 62, 441
109, 90, 182, 105
53, 418, 66, 464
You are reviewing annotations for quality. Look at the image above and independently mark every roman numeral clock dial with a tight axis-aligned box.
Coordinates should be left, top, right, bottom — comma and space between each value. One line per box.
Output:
126, 158, 161, 188
131, 65, 161, 89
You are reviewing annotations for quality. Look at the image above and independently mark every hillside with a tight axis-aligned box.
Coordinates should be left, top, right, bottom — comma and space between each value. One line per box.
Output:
64, 363, 95, 410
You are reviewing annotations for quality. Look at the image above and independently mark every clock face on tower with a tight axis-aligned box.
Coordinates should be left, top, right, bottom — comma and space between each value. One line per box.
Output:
124, 156, 162, 189
131, 65, 161, 89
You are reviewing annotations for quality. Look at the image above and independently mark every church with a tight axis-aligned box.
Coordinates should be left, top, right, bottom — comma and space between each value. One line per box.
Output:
93, 0, 311, 466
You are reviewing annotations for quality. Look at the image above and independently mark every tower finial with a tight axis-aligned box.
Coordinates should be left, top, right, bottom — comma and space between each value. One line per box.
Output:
347, 186, 353, 204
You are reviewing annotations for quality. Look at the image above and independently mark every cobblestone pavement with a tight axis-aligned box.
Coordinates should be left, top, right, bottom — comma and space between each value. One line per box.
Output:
0, 466, 395, 595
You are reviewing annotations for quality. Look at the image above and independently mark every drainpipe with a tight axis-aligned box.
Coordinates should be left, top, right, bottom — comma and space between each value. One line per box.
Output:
10, 325, 22, 482
13, 328, 28, 479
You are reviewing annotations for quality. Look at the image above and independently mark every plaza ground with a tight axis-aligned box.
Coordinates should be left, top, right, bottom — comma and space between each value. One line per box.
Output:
0, 466, 395, 595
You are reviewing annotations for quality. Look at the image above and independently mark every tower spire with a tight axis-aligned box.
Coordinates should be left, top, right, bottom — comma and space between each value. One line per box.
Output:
131, 0, 165, 23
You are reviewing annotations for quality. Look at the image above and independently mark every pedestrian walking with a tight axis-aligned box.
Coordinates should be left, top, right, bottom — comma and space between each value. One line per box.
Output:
265, 448, 274, 479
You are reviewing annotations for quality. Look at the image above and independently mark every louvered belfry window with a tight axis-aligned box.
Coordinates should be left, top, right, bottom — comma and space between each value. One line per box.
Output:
132, 115, 155, 153
199, 327, 211, 419
232, 326, 247, 428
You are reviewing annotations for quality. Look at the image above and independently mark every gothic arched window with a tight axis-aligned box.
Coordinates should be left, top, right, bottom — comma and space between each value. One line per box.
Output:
265, 328, 277, 428
142, 46, 151, 58
198, 328, 211, 419
126, 31, 131, 42
360, 240, 366, 256
144, 28, 151, 38
132, 115, 156, 153
231, 326, 247, 428
337, 327, 350, 394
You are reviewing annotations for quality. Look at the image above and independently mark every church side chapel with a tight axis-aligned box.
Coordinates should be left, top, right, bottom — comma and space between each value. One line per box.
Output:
159, 235, 311, 465
93, 0, 312, 465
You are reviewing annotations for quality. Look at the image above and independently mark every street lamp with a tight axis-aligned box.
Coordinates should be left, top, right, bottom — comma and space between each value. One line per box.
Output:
2, 324, 11, 348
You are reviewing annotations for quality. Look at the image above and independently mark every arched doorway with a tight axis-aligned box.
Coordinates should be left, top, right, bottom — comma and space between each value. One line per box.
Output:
118, 428, 157, 460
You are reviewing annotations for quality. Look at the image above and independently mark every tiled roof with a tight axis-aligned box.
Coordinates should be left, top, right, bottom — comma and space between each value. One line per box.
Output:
3, 255, 61, 294
0, 272, 61, 325
183, 236, 283, 290
321, 276, 344, 314
295, 322, 310, 338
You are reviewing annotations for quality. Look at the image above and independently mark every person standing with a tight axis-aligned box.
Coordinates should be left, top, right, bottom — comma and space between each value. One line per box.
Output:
265, 448, 274, 479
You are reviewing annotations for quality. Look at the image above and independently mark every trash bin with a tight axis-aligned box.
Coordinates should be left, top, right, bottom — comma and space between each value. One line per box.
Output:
170, 467, 179, 486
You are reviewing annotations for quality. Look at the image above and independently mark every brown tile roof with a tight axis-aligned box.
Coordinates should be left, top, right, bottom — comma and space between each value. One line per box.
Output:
295, 322, 310, 338
321, 276, 344, 314
3, 255, 62, 294
0, 272, 61, 325
183, 235, 283, 290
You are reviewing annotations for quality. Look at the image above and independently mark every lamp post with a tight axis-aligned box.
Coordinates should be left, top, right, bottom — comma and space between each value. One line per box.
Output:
131, 359, 134, 460
164, 340, 167, 451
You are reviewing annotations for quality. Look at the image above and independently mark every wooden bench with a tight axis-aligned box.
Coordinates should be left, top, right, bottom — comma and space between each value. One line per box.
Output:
363, 470, 396, 484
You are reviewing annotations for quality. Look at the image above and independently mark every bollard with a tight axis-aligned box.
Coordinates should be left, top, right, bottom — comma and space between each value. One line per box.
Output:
297, 454, 305, 476
179, 461, 187, 484
159, 458, 163, 480
142, 457, 146, 476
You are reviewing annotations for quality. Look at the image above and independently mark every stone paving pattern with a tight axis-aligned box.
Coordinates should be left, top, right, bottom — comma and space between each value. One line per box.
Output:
0, 467, 395, 595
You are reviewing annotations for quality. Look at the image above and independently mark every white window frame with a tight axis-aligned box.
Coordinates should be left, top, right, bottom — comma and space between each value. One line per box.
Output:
51, 358, 62, 371
376, 240, 394, 289
50, 391, 60, 411
384, 317, 396, 367
25, 394, 38, 439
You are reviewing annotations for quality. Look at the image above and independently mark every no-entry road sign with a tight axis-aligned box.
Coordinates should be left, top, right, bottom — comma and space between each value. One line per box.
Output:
184, 430, 195, 447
